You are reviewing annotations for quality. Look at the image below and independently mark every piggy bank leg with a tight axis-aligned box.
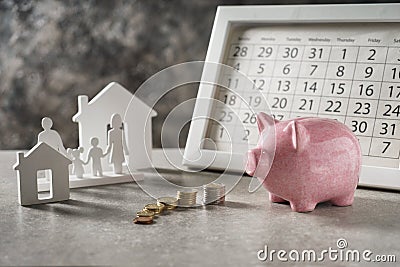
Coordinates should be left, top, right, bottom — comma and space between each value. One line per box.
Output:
289, 201, 317, 212
330, 193, 354, 207
269, 193, 287, 203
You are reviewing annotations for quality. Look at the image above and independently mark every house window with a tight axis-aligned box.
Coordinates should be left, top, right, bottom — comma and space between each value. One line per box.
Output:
37, 169, 53, 200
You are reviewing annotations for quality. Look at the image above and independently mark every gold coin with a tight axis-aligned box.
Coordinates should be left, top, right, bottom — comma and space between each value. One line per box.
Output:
144, 203, 165, 214
157, 197, 178, 210
136, 210, 155, 217
133, 216, 153, 225
163, 204, 177, 210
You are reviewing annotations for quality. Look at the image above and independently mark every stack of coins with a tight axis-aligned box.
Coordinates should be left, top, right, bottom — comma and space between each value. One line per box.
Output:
133, 203, 165, 225
144, 203, 165, 214
133, 210, 154, 224
134, 192, 199, 225
203, 183, 226, 205
177, 190, 197, 207
157, 197, 178, 210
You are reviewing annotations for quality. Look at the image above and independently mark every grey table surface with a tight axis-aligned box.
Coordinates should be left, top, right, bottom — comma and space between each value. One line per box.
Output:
0, 149, 399, 266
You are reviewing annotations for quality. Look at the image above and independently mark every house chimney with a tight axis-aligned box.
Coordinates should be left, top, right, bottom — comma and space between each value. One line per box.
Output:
78, 95, 89, 112
14, 152, 25, 170
18, 152, 24, 162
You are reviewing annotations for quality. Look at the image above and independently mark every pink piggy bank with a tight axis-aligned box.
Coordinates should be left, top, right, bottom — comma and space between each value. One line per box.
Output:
245, 112, 361, 212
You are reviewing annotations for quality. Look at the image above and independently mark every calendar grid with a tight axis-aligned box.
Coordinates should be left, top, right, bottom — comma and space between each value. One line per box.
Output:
207, 24, 400, 167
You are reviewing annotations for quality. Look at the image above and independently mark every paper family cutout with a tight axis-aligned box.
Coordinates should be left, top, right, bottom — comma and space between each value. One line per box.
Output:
106, 114, 130, 174
13, 82, 155, 205
73, 82, 157, 172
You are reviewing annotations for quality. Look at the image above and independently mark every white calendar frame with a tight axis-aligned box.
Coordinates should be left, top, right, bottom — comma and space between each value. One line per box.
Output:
183, 4, 400, 190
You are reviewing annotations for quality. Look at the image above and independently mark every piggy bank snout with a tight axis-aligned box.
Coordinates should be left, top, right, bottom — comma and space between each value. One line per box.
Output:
245, 150, 257, 176
245, 148, 270, 178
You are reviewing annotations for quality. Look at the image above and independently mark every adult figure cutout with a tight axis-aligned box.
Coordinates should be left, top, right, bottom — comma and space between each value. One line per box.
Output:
38, 117, 67, 155
106, 113, 129, 174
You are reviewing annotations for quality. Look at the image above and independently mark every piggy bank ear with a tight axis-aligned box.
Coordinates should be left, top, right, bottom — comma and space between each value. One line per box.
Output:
284, 121, 309, 153
257, 112, 277, 133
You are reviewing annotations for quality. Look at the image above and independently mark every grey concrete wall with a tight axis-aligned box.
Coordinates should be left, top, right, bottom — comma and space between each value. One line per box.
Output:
0, 0, 380, 149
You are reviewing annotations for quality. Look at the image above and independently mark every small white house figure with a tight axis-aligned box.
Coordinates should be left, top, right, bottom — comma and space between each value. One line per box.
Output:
72, 82, 157, 172
13, 142, 71, 206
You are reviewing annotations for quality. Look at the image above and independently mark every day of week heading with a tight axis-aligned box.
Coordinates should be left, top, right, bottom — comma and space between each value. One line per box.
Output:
308, 37, 331, 42
337, 37, 355, 43
368, 38, 381, 44
261, 37, 276, 41
286, 37, 301, 42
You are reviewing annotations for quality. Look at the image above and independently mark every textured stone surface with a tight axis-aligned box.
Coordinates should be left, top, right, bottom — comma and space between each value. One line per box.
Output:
1, 149, 400, 266
0, 0, 383, 150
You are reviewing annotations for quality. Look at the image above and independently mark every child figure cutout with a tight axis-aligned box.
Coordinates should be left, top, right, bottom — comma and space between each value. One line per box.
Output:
67, 147, 85, 178
86, 137, 106, 176
106, 114, 129, 174
38, 117, 67, 155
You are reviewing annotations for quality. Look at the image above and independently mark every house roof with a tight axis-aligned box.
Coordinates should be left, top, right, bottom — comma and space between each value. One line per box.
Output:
13, 142, 71, 170
72, 82, 157, 122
